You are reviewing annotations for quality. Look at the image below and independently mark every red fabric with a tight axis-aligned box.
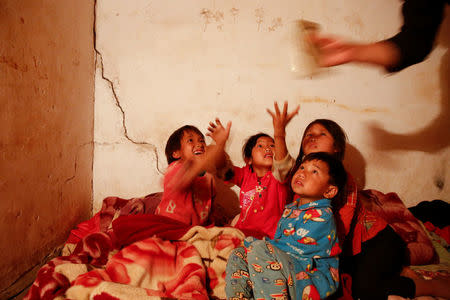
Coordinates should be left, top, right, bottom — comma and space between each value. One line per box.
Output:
363, 189, 439, 265
66, 194, 162, 245
156, 161, 214, 225
338, 273, 354, 300
227, 165, 289, 238
336, 174, 387, 256
25, 194, 243, 300
112, 214, 192, 247
424, 222, 450, 244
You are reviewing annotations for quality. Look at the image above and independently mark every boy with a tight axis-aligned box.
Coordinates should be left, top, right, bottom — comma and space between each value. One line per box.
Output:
225, 152, 347, 300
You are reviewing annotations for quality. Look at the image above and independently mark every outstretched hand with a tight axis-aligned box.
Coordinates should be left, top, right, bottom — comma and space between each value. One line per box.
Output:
207, 118, 232, 146
267, 101, 300, 136
309, 34, 359, 67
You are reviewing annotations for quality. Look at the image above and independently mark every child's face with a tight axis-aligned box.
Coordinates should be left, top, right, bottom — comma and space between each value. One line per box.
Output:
291, 159, 337, 201
302, 123, 337, 156
249, 136, 275, 169
172, 130, 206, 161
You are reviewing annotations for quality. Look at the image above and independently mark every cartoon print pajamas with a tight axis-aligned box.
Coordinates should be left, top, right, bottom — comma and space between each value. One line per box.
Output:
226, 199, 341, 300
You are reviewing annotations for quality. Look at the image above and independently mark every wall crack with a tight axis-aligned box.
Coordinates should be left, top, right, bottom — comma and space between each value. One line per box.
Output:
93, 0, 162, 174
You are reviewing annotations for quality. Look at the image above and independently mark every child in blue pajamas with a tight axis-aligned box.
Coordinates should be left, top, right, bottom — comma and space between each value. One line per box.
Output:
226, 152, 347, 300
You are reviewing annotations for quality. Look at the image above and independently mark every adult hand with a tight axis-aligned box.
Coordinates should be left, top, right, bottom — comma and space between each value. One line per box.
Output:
310, 34, 360, 67
310, 33, 400, 69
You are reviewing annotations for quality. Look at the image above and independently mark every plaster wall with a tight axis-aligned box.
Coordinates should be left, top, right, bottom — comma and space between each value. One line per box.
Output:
0, 0, 94, 294
94, 0, 449, 212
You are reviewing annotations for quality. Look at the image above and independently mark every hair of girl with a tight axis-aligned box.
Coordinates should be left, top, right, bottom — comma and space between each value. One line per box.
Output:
296, 119, 348, 164
242, 132, 273, 163
291, 152, 347, 212
165, 125, 204, 164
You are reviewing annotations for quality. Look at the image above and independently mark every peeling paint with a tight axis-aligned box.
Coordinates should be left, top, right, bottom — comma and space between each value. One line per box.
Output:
255, 8, 264, 31
268, 17, 283, 32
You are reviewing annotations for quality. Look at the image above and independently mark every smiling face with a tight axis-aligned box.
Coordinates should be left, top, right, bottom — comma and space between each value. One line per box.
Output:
301, 123, 337, 156
291, 159, 337, 203
172, 130, 206, 161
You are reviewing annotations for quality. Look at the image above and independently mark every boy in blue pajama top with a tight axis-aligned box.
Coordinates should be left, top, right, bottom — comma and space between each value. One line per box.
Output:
226, 152, 347, 300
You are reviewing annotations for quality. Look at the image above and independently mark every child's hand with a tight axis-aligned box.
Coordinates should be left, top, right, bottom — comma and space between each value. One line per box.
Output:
267, 101, 299, 137
207, 118, 232, 146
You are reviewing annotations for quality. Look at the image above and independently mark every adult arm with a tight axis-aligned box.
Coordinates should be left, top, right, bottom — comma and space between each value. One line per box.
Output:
385, 0, 446, 72
311, 0, 447, 72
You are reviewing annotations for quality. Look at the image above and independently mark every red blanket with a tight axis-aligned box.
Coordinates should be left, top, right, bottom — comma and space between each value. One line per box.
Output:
24, 194, 244, 300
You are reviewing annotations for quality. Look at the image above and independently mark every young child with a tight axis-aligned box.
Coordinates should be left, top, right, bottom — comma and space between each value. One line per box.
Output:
208, 119, 289, 239
268, 101, 450, 300
225, 152, 347, 300
155, 121, 230, 226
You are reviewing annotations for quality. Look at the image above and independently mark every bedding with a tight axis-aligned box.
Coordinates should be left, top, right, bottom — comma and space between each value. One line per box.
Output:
24, 192, 449, 300
24, 193, 244, 300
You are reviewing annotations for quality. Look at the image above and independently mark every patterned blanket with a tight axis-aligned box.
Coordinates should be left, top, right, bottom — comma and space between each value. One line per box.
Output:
24, 194, 244, 300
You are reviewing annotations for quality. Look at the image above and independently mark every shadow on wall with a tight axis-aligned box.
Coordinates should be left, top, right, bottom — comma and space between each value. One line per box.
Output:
344, 144, 366, 190
368, 8, 450, 153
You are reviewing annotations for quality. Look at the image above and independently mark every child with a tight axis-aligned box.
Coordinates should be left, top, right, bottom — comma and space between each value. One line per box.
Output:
155, 121, 230, 226
268, 101, 450, 300
225, 152, 347, 300
208, 119, 289, 239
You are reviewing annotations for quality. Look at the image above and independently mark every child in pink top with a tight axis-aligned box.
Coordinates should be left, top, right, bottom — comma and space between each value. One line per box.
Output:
156, 121, 230, 226
208, 120, 289, 239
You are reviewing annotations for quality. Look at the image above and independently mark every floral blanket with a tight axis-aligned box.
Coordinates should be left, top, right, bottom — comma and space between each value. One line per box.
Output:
24, 194, 244, 300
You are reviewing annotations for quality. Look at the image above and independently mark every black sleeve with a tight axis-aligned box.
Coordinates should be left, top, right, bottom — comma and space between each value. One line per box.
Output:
385, 0, 447, 72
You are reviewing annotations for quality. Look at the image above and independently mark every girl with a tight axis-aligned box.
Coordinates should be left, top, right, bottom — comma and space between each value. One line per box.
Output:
156, 121, 231, 226
267, 101, 450, 300
208, 119, 289, 239
225, 152, 347, 300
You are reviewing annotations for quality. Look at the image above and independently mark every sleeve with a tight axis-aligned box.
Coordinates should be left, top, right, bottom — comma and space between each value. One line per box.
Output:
272, 154, 295, 182
293, 208, 338, 258
385, 0, 446, 72
224, 165, 246, 187
336, 174, 358, 239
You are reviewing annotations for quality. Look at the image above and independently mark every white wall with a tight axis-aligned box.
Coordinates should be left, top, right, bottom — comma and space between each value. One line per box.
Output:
93, 0, 449, 212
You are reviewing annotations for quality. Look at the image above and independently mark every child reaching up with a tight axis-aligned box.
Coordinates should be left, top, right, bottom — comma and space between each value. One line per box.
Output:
155, 121, 231, 226
267, 102, 450, 300
225, 152, 347, 300
208, 119, 289, 239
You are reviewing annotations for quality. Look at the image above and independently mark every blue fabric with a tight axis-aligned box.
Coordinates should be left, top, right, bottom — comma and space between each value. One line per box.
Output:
226, 198, 341, 299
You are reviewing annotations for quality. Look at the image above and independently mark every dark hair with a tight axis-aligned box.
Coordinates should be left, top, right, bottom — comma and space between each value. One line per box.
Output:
165, 125, 204, 164
296, 119, 347, 164
291, 152, 347, 212
242, 133, 273, 163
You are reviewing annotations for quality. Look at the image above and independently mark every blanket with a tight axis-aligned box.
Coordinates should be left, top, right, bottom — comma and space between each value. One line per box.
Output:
24, 194, 244, 300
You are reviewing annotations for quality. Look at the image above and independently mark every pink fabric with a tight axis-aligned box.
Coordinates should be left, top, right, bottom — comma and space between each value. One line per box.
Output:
156, 161, 214, 225
228, 165, 288, 239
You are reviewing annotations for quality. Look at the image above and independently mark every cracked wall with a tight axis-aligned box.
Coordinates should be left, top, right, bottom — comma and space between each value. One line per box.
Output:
0, 0, 94, 296
94, 0, 449, 212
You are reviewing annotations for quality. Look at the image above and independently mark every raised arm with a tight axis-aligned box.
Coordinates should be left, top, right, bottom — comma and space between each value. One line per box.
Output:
206, 118, 232, 172
169, 120, 231, 191
267, 101, 299, 161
